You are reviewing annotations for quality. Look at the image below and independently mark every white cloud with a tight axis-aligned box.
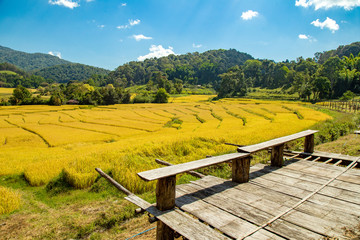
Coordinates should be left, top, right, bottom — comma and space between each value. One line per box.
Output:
85, 0, 94, 2
311, 17, 339, 33
117, 19, 141, 30
138, 45, 175, 61
48, 0, 79, 9
192, 43, 202, 48
121, 3, 127, 7
298, 34, 317, 42
241, 10, 259, 20
98, 24, 105, 29
298, 34, 309, 39
295, 0, 360, 10
48, 51, 62, 59
132, 34, 152, 41
129, 19, 140, 26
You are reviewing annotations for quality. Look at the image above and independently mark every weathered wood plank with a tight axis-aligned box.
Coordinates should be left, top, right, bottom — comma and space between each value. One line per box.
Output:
237, 130, 318, 153
175, 188, 285, 240
291, 150, 359, 162
138, 152, 249, 181
176, 182, 321, 240
251, 163, 360, 194
125, 194, 230, 240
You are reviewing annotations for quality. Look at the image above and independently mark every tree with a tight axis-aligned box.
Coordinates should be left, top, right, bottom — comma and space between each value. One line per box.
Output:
174, 79, 183, 94
313, 76, 331, 100
154, 88, 169, 103
9, 85, 32, 105
217, 66, 247, 98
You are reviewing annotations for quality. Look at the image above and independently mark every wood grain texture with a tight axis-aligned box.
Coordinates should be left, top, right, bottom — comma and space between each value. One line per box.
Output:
304, 134, 314, 153
232, 156, 251, 183
271, 144, 284, 167
138, 152, 249, 181
237, 130, 318, 153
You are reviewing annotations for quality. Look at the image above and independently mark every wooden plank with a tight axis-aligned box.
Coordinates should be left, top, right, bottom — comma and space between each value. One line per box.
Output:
138, 152, 250, 181
251, 163, 360, 194
185, 176, 338, 239
232, 156, 251, 183
175, 188, 285, 240
176, 182, 322, 240
284, 160, 360, 184
237, 130, 318, 153
155, 158, 205, 178
125, 194, 230, 240
291, 150, 359, 162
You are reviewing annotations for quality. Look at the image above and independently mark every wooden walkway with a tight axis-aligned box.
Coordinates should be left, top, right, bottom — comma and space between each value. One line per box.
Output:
175, 157, 360, 239
96, 130, 360, 240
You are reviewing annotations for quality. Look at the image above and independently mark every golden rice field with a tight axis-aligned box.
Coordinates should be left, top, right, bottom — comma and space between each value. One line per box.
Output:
0, 96, 331, 197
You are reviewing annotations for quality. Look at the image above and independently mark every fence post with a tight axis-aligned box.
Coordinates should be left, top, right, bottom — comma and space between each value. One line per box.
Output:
156, 176, 176, 240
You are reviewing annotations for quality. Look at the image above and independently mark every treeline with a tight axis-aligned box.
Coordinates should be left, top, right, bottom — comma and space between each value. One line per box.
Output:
107, 49, 253, 88
0, 62, 53, 88
2, 81, 170, 106
218, 53, 360, 100
33, 63, 110, 83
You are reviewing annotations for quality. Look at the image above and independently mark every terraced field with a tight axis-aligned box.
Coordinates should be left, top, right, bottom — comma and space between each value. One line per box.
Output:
0, 97, 331, 194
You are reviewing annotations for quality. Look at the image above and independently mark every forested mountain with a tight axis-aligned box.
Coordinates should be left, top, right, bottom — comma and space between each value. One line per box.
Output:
0, 45, 70, 71
316, 42, 360, 64
0, 62, 51, 88
34, 63, 110, 83
107, 49, 253, 88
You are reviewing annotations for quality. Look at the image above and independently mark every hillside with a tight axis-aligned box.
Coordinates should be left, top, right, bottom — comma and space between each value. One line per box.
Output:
108, 49, 253, 87
0, 45, 71, 71
316, 41, 360, 64
33, 63, 110, 83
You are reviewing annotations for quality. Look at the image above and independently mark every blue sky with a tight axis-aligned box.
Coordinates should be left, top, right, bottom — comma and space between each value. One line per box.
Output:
0, 0, 359, 70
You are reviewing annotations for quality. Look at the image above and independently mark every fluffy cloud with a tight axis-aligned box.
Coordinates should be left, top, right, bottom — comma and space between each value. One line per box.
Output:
121, 3, 127, 7
138, 45, 175, 61
295, 0, 360, 10
117, 19, 140, 29
241, 10, 259, 20
48, 0, 79, 9
311, 17, 339, 33
129, 19, 141, 26
298, 34, 317, 42
48, 51, 62, 59
192, 43, 202, 48
298, 34, 309, 39
132, 34, 152, 41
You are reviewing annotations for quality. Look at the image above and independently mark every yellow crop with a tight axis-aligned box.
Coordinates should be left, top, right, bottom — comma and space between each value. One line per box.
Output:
0, 186, 21, 215
0, 97, 331, 192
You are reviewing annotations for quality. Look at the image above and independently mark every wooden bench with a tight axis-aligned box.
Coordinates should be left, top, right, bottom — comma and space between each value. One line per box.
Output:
237, 130, 318, 167
137, 152, 250, 239
135, 130, 317, 239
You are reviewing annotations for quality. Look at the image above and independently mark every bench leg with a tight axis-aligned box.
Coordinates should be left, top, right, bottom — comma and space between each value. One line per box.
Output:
271, 144, 284, 167
156, 176, 176, 240
232, 156, 251, 183
304, 134, 314, 153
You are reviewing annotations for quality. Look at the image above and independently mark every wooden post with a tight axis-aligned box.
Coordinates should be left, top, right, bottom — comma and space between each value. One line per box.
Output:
156, 176, 176, 240
271, 144, 284, 167
232, 156, 251, 183
304, 134, 314, 153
